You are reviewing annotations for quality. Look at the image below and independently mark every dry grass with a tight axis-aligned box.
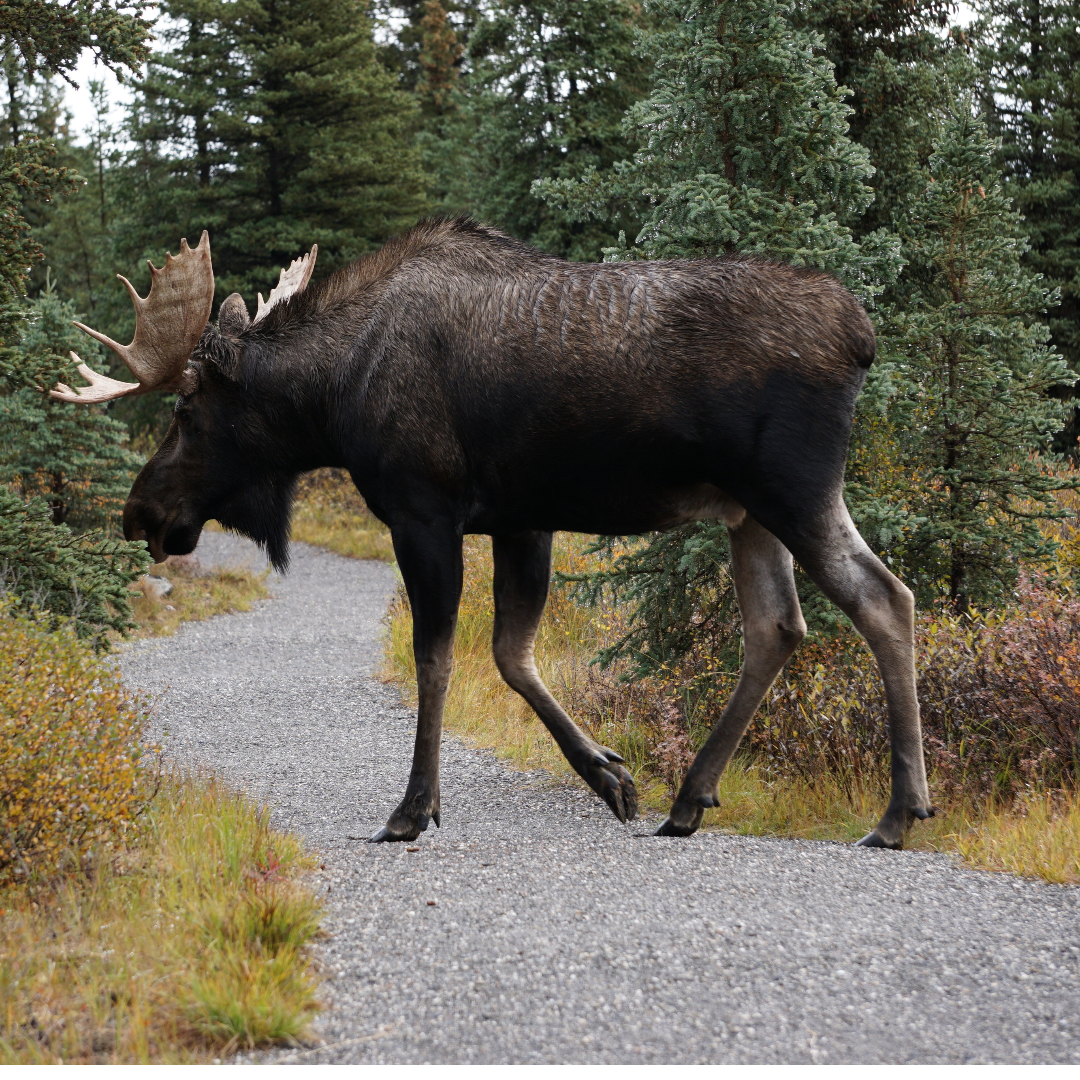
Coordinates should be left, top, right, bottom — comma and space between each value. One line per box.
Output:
127, 554, 269, 639
0, 774, 322, 1063
289, 469, 394, 561
382, 532, 1080, 884
951, 792, 1080, 885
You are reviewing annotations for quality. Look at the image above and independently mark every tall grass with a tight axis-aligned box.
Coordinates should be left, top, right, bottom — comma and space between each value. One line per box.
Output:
0, 775, 321, 1062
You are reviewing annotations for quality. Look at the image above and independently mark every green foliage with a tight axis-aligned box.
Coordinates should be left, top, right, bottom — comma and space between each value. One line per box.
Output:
120, 0, 429, 301
796, 1, 970, 239
452, 0, 652, 260
0, 603, 151, 882
0, 487, 151, 649
0, 0, 151, 382
979, 0, 1080, 452
0, 0, 150, 80
875, 102, 1078, 608
0, 283, 141, 530
540, 0, 899, 292
564, 525, 738, 678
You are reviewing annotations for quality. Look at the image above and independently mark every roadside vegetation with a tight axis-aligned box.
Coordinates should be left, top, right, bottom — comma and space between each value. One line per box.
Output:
129, 554, 270, 639
290, 470, 395, 562
0, 607, 322, 1063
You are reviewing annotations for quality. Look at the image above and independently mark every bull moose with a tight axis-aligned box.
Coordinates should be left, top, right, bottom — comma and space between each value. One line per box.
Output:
53, 218, 933, 848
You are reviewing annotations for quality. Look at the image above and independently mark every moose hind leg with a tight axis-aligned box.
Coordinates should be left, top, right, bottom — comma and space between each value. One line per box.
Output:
791, 497, 931, 849
368, 520, 462, 843
657, 516, 806, 837
492, 531, 638, 823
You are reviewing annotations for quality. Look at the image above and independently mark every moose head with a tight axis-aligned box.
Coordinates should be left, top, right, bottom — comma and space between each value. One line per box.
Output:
53, 233, 318, 569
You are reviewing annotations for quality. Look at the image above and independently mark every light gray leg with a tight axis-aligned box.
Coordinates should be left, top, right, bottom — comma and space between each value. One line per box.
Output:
492, 531, 638, 823
658, 516, 806, 836
792, 497, 931, 849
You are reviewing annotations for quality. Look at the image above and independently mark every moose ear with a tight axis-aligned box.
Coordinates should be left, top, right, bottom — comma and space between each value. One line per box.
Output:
218, 293, 251, 337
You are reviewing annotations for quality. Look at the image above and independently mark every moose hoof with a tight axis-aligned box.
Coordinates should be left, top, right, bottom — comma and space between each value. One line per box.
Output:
655, 797, 705, 837
582, 751, 638, 823
854, 829, 902, 850
654, 817, 699, 837
367, 806, 439, 843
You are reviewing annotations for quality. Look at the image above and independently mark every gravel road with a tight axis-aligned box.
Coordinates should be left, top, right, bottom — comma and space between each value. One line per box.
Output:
119, 531, 1080, 1065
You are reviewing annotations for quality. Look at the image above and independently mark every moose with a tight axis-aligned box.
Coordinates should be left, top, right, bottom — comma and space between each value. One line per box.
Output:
54, 218, 933, 848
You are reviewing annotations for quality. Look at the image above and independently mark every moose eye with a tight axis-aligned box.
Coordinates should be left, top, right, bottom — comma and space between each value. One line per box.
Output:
175, 408, 192, 427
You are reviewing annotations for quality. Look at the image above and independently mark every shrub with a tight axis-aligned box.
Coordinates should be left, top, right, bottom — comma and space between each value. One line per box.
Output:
0, 604, 153, 882
745, 579, 1080, 802
0, 487, 151, 649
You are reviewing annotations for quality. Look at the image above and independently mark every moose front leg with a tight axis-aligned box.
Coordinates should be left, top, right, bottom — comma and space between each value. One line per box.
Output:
368, 521, 463, 843
492, 530, 638, 822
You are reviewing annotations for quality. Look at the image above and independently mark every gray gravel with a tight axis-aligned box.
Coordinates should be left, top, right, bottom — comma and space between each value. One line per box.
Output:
119, 531, 1080, 1065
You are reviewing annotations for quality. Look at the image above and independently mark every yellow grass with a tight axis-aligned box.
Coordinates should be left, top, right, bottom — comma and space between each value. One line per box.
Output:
952, 793, 1080, 885
381, 532, 1080, 884
127, 555, 269, 639
0, 775, 322, 1063
289, 468, 394, 561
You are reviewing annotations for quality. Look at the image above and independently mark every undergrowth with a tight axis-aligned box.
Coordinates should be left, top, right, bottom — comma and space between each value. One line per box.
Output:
1, 562, 322, 1062
0, 775, 321, 1062
127, 553, 269, 639
289, 469, 394, 561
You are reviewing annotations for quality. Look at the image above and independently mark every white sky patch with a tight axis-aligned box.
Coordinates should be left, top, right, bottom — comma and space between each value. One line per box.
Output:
61, 50, 136, 141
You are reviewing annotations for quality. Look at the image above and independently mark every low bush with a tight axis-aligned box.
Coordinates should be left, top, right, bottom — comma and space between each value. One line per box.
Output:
0, 605, 153, 882
743, 579, 1080, 802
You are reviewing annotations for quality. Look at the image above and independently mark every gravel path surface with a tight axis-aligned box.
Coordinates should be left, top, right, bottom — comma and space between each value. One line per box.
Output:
120, 531, 1080, 1065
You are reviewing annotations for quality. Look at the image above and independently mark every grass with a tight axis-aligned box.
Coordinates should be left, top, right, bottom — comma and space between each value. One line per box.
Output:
0, 774, 322, 1063
0, 521, 323, 1062
127, 554, 269, 639
381, 532, 1080, 885
289, 469, 395, 561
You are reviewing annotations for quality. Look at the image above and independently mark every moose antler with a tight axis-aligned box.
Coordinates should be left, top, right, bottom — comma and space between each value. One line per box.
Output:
253, 245, 318, 324
51, 232, 215, 404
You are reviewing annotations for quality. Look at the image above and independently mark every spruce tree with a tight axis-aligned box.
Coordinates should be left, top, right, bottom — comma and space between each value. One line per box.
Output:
797, 0, 974, 238
29, 81, 124, 317
0, 282, 140, 531
979, 0, 1080, 451
0, 0, 153, 637
882, 102, 1078, 610
541, 0, 897, 282
456, 0, 652, 260
121, 0, 429, 300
